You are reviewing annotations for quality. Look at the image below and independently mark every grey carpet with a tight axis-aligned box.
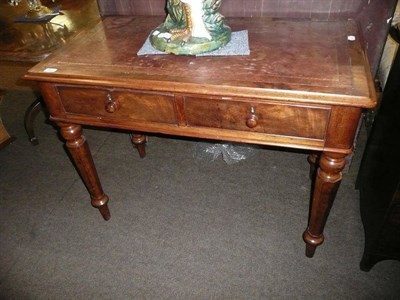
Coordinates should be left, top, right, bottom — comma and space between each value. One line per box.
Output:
1, 90, 399, 299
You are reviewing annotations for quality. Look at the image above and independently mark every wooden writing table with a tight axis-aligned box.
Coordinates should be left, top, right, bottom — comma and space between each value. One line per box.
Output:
25, 16, 376, 257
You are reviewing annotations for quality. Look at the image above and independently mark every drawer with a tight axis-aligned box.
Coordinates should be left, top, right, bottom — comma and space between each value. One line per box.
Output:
56, 86, 177, 124
184, 97, 330, 140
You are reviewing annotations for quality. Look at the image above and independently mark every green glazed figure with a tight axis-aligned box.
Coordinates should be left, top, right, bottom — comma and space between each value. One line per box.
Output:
150, 0, 231, 55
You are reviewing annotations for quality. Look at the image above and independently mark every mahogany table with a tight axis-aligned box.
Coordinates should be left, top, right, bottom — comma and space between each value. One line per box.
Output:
25, 16, 376, 257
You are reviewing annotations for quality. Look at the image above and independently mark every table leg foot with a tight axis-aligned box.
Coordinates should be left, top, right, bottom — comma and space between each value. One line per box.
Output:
304, 151, 346, 257
91, 194, 111, 220
130, 133, 146, 158
97, 203, 111, 221
60, 123, 111, 220
303, 230, 324, 258
305, 243, 316, 258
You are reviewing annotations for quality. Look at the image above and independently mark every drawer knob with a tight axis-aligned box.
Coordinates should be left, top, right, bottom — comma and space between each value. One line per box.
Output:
105, 94, 118, 113
246, 106, 258, 128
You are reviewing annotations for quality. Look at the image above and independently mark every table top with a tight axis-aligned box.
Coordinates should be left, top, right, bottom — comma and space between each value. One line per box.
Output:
26, 16, 376, 108
0, 0, 100, 62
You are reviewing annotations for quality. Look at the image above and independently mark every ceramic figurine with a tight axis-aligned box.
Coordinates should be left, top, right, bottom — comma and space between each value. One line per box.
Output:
150, 0, 231, 55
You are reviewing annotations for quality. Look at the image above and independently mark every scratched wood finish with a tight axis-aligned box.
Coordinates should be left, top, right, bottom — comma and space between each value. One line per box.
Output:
25, 16, 375, 153
96, 0, 397, 76
26, 17, 374, 107
25, 16, 376, 256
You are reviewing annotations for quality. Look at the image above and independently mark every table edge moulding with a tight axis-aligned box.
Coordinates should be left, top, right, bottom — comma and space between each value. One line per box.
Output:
24, 16, 377, 258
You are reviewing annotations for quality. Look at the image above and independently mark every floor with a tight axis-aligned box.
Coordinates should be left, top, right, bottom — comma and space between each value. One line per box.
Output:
1, 90, 399, 299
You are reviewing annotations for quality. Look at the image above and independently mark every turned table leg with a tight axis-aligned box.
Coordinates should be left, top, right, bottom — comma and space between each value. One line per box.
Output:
130, 133, 146, 158
307, 153, 320, 180
60, 123, 110, 220
303, 151, 347, 257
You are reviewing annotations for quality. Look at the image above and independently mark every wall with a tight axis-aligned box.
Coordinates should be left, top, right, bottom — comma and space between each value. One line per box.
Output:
98, 0, 363, 19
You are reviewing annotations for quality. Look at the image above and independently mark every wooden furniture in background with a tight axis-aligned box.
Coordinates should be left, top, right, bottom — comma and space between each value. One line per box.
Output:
25, 16, 376, 257
0, 0, 100, 145
357, 25, 400, 271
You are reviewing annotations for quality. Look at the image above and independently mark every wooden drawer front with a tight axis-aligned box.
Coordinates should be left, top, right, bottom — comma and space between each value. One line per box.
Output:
57, 86, 177, 124
184, 97, 330, 139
